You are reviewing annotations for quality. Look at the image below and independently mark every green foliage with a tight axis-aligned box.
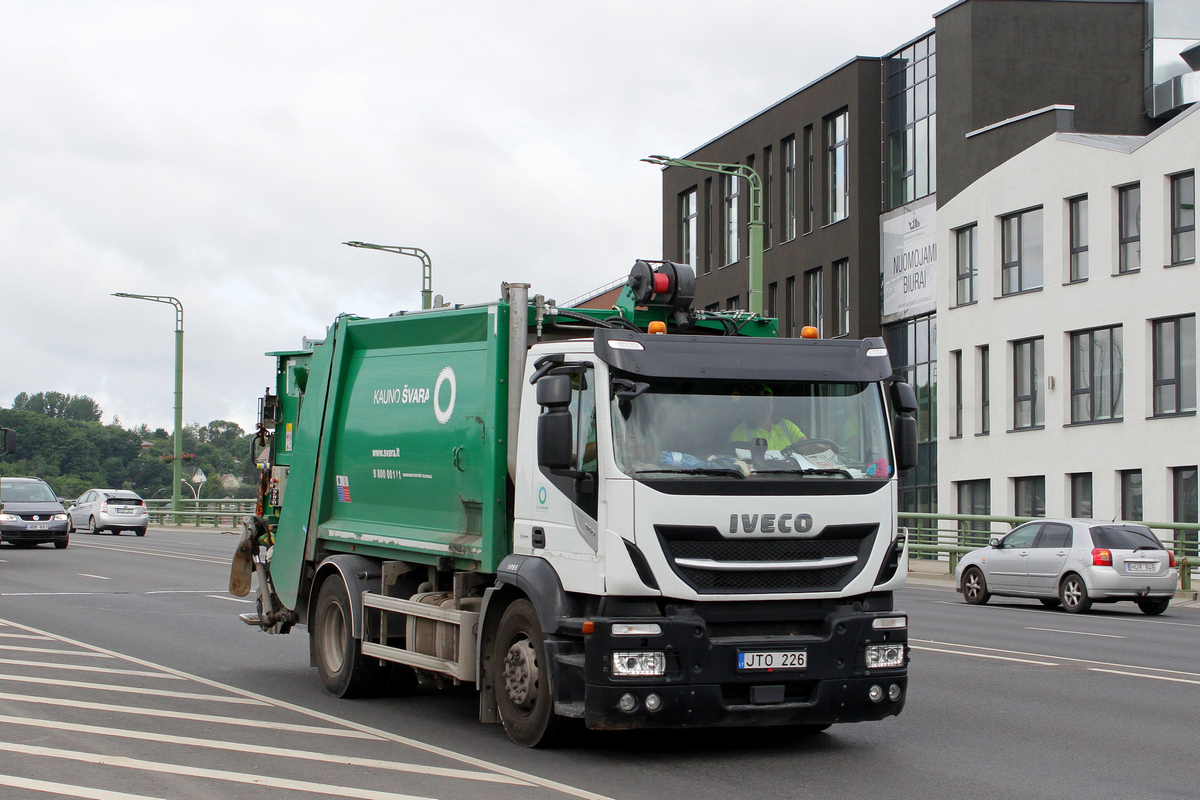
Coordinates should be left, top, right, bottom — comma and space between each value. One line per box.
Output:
0, 398, 260, 501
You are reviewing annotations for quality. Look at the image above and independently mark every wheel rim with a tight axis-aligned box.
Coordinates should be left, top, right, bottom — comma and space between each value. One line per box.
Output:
89, 519, 96, 533
964, 570, 982, 600
1062, 578, 1083, 608
502, 635, 539, 711
320, 602, 347, 673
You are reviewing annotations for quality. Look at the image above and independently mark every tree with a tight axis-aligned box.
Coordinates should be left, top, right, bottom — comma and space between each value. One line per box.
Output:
11, 391, 103, 422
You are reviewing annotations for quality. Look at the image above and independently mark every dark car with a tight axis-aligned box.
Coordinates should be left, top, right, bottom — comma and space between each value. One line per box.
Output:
0, 476, 70, 548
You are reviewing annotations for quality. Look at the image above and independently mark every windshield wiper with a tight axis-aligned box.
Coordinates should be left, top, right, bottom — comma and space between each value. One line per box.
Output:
758, 467, 855, 479
636, 467, 746, 478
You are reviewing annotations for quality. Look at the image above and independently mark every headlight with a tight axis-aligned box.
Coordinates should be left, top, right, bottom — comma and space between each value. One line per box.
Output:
0, 513, 17, 522
865, 643, 906, 669
611, 651, 666, 677
52, 513, 68, 521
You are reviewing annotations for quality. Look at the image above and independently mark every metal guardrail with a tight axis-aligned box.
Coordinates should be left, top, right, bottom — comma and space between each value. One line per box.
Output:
899, 512, 1198, 592
143, 499, 256, 528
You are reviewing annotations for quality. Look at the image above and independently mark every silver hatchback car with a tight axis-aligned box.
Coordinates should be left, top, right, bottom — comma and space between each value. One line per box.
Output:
68, 489, 149, 536
954, 519, 1178, 615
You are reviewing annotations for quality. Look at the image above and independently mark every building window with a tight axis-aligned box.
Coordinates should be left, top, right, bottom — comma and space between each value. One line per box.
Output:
803, 126, 814, 234
679, 188, 698, 270
1069, 195, 1088, 281
782, 135, 797, 242
1117, 183, 1140, 273
887, 315, 937, 520
952, 349, 963, 438
726, 296, 740, 311
1001, 208, 1044, 295
958, 479, 990, 536
1152, 314, 1197, 416
1070, 325, 1123, 423
1171, 171, 1195, 266
783, 276, 796, 337
767, 282, 778, 320
1070, 472, 1092, 518
955, 224, 977, 305
1174, 466, 1198, 557
832, 258, 849, 336
702, 178, 713, 274
1013, 337, 1044, 430
824, 110, 849, 224
763, 145, 773, 249
804, 267, 823, 335
884, 33, 936, 210
724, 174, 740, 266
1013, 476, 1046, 518
978, 344, 990, 435
1121, 469, 1143, 521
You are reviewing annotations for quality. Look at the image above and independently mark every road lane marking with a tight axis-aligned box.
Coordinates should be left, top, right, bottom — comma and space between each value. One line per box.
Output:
0, 658, 185, 679
0, 693, 383, 739
0, 592, 131, 597
1089, 668, 1200, 686
911, 645, 1058, 665
928, 598, 1200, 628
0, 773, 168, 800
0, 644, 112, 658
0, 742, 436, 800
78, 573, 111, 580
0, 616, 616, 800
208, 594, 254, 603
0, 714, 534, 786
0, 674, 268, 704
913, 638, 1200, 680
71, 542, 229, 565
1023, 626, 1126, 638
0, 633, 53, 640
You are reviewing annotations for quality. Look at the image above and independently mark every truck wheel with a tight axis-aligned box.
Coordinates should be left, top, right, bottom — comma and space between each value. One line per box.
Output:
312, 576, 380, 698
494, 599, 561, 748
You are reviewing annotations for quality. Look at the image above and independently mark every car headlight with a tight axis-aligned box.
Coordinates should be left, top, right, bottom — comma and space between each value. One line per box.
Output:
0, 513, 17, 522
611, 651, 666, 677
865, 643, 906, 669
52, 513, 68, 521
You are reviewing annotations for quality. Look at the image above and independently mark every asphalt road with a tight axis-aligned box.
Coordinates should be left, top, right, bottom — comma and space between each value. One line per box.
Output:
1, 529, 1197, 800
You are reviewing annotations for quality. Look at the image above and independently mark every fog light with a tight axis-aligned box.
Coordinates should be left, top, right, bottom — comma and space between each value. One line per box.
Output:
865, 643, 906, 669
868, 684, 884, 703
644, 693, 662, 712
611, 651, 666, 677
618, 693, 639, 713
888, 683, 903, 702
872, 615, 907, 630
612, 623, 662, 636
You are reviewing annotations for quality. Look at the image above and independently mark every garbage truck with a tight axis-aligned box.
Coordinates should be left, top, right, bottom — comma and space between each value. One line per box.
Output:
231, 260, 916, 747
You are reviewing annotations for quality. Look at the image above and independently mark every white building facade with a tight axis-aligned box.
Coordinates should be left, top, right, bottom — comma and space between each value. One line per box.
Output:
937, 104, 1198, 529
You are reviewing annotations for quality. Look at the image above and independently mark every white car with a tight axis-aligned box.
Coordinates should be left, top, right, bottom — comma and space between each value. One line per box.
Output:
954, 519, 1178, 615
68, 489, 149, 536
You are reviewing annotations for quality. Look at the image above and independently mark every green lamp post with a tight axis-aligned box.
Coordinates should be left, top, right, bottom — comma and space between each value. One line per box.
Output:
342, 241, 433, 310
642, 155, 764, 316
113, 293, 184, 517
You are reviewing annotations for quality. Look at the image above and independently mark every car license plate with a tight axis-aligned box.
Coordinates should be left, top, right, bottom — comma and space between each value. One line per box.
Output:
115, 507, 132, 514
1126, 562, 1155, 572
738, 650, 807, 671
25, 524, 49, 531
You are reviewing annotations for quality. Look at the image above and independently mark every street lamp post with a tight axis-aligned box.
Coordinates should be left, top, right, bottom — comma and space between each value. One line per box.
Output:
342, 241, 433, 310
113, 293, 184, 516
642, 156, 765, 316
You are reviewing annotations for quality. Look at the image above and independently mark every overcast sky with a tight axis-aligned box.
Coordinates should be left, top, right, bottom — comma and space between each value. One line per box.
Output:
1, 1, 947, 433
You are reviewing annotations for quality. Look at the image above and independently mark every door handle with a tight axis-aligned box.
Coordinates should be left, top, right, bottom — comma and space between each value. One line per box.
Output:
532, 527, 545, 549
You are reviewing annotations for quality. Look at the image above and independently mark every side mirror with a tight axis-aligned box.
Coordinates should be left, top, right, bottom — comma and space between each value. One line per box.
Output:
889, 381, 918, 473
989, 536, 1002, 548
536, 373, 572, 408
537, 409, 574, 471
0, 428, 15, 456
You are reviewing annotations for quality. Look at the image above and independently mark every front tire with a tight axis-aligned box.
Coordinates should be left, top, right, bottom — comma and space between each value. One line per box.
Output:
962, 567, 990, 605
311, 576, 382, 698
1136, 598, 1169, 616
54, 534, 69, 549
494, 599, 561, 748
1060, 574, 1092, 613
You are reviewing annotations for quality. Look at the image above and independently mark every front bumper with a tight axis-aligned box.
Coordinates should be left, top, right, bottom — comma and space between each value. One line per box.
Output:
1, 522, 70, 544
549, 595, 908, 731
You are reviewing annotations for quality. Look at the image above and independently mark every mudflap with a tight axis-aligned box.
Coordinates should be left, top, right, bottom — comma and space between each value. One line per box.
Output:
229, 522, 256, 597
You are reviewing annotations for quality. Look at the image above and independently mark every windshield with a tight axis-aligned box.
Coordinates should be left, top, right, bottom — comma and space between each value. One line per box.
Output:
0, 480, 59, 503
610, 376, 891, 480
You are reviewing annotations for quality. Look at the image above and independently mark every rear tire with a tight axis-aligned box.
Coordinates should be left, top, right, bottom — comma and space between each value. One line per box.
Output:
962, 567, 990, 605
311, 576, 382, 698
494, 599, 562, 748
88, 517, 99, 535
1136, 598, 1169, 616
1060, 574, 1092, 613
135, 527, 147, 537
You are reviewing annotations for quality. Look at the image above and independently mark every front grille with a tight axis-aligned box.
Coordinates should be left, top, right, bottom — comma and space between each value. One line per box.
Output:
656, 524, 877, 594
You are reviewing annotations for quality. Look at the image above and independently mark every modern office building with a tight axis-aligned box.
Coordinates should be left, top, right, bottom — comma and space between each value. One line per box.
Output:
654, 0, 1199, 522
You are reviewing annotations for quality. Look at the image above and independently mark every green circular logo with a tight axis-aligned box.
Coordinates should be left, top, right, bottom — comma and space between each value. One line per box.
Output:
538, 486, 547, 505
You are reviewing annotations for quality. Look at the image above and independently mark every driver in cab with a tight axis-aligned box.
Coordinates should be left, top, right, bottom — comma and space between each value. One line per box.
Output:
730, 386, 807, 451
